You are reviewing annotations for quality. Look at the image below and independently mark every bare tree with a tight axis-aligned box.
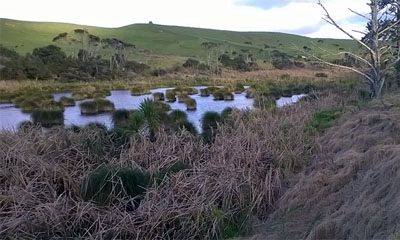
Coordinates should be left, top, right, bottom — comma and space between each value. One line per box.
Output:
201, 41, 225, 74
314, 0, 400, 97
101, 38, 136, 71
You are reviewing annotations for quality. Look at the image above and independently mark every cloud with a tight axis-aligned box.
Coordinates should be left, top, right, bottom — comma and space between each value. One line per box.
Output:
0, 0, 370, 39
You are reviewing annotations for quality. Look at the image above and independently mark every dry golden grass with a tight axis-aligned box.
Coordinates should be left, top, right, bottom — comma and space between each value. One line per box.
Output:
0, 91, 348, 239
255, 92, 400, 240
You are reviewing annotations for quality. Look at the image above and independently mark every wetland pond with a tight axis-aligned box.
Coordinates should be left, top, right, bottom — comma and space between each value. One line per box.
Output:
0, 86, 305, 130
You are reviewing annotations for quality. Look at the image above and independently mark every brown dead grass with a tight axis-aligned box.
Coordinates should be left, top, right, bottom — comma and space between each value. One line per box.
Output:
0, 91, 346, 239
254, 93, 400, 240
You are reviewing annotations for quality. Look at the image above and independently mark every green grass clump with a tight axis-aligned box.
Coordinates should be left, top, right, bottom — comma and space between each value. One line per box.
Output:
59, 96, 75, 106
18, 120, 34, 131
213, 89, 225, 100
153, 92, 165, 101
0, 91, 18, 103
72, 92, 88, 101
154, 101, 171, 112
221, 107, 233, 122
169, 109, 188, 122
40, 99, 65, 111
185, 98, 197, 111
234, 83, 245, 94
112, 109, 131, 128
166, 89, 176, 102
245, 87, 257, 98
129, 110, 145, 132
200, 88, 210, 97
310, 109, 343, 133
80, 99, 115, 115
80, 101, 98, 115
81, 166, 151, 205
200, 87, 219, 97
201, 111, 222, 143
213, 88, 233, 101
31, 109, 64, 128
96, 98, 115, 112
19, 100, 40, 112
254, 95, 276, 110
212, 208, 250, 239
175, 120, 198, 135
155, 161, 191, 184
173, 87, 198, 95
92, 89, 111, 99
178, 94, 190, 103
131, 87, 151, 96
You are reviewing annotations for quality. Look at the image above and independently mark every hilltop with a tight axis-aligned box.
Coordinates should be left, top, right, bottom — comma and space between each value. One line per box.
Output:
0, 18, 358, 66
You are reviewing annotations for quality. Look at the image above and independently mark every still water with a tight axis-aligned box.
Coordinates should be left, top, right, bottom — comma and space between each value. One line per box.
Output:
0, 86, 305, 130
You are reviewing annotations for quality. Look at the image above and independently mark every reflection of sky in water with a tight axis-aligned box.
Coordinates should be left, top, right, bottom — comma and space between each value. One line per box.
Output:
0, 87, 304, 130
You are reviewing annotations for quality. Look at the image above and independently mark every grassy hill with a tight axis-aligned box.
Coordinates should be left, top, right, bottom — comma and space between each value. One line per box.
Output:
0, 18, 358, 66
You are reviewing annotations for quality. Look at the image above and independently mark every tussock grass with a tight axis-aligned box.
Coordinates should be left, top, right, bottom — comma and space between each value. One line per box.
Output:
152, 92, 165, 101
131, 87, 151, 96
166, 89, 176, 102
173, 87, 198, 95
59, 96, 75, 106
185, 98, 197, 111
31, 109, 64, 127
0, 91, 348, 239
80, 99, 115, 115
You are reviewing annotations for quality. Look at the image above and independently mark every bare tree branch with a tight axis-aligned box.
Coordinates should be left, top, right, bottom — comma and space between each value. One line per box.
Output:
318, 0, 375, 55
348, 8, 371, 20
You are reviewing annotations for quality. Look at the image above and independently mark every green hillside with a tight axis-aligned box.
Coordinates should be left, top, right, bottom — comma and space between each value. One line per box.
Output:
0, 18, 358, 64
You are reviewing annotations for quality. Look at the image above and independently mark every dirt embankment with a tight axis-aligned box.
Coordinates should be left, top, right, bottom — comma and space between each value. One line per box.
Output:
252, 94, 400, 239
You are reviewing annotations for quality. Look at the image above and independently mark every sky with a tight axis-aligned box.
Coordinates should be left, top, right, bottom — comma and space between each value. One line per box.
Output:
0, 0, 370, 39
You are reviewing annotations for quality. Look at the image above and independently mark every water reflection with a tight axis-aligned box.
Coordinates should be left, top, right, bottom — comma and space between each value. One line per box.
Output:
0, 86, 305, 130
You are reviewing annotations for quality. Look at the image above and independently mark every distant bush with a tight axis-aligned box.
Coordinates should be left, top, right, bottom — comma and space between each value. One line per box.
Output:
183, 58, 200, 68
315, 72, 328, 78
150, 68, 168, 77
271, 50, 294, 69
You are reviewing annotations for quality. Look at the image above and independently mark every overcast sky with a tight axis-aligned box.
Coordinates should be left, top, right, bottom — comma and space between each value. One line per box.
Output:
0, 0, 370, 39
